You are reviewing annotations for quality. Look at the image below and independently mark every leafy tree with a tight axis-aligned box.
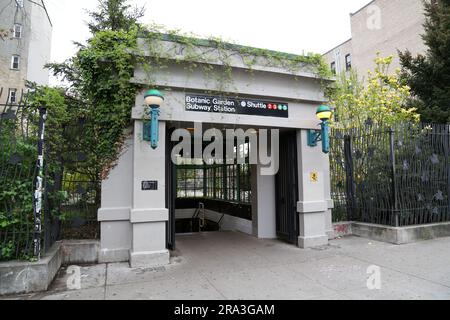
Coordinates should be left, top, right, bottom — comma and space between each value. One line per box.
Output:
399, 0, 450, 123
87, 0, 145, 33
328, 57, 421, 226
67, 29, 138, 182
328, 55, 419, 130
47, 0, 143, 197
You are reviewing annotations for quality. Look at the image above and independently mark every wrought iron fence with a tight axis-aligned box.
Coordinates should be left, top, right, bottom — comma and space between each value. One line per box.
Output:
60, 175, 100, 239
0, 88, 59, 261
330, 129, 348, 222
59, 121, 100, 240
1, 86, 106, 261
330, 122, 450, 227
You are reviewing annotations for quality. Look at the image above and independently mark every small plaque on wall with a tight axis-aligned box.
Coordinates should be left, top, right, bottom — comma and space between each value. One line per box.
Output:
142, 181, 158, 191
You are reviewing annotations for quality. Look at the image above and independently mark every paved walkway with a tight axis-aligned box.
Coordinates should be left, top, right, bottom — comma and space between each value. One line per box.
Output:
5, 232, 450, 300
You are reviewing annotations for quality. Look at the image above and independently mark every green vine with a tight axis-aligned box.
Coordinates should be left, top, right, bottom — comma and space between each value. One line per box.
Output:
48, 21, 331, 182
138, 25, 331, 96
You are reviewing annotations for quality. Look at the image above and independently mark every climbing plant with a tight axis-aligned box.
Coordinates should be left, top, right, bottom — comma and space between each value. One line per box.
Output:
139, 25, 331, 94
2, 0, 331, 259
48, 27, 139, 182
48, 17, 331, 183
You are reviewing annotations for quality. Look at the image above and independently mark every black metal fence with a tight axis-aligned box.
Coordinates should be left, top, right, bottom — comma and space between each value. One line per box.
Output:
60, 175, 99, 240
331, 122, 450, 227
0, 87, 101, 262
0, 89, 59, 261
58, 120, 100, 240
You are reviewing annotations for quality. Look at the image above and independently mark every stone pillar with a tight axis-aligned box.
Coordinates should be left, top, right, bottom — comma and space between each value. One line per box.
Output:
252, 164, 277, 239
98, 136, 133, 263
129, 120, 169, 268
251, 164, 258, 237
296, 130, 329, 248
251, 134, 277, 239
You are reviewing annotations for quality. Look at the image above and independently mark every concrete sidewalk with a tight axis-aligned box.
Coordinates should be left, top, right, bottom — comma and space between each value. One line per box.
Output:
3, 232, 450, 300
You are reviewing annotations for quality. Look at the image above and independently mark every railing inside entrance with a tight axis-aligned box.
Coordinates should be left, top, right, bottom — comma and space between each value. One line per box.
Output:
174, 156, 252, 234
193, 202, 206, 230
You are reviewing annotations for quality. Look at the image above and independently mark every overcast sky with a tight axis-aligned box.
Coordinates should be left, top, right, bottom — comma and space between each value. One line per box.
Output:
44, 0, 371, 65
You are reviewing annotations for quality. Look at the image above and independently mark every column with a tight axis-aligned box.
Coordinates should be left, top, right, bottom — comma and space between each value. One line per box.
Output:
252, 164, 277, 239
130, 120, 169, 268
251, 134, 277, 239
296, 130, 330, 248
97, 135, 133, 263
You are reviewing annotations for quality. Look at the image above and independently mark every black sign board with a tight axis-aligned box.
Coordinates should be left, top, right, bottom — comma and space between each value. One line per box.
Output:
142, 181, 158, 191
185, 95, 289, 118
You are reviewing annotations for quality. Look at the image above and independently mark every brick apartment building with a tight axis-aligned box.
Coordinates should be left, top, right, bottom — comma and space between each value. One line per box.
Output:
0, 0, 52, 104
323, 0, 427, 77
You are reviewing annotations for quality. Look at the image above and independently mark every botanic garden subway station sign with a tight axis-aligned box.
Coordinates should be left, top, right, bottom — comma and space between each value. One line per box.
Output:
185, 94, 289, 118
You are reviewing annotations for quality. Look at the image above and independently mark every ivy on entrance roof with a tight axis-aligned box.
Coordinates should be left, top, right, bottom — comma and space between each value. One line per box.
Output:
135, 25, 332, 94
154, 31, 326, 68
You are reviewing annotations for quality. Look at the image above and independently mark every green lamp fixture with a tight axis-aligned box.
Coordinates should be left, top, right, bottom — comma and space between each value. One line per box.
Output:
143, 89, 164, 149
307, 105, 332, 154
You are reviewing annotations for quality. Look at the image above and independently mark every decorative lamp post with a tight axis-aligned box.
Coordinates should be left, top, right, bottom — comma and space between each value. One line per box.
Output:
307, 105, 333, 154
143, 89, 164, 149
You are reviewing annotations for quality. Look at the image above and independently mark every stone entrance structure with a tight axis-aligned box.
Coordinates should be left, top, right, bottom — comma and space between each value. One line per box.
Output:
97, 34, 333, 268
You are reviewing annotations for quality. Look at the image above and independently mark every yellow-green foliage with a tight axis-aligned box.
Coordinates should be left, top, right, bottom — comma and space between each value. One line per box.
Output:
329, 55, 420, 130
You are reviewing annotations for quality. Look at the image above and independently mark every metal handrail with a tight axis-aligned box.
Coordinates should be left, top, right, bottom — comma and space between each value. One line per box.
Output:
192, 202, 206, 230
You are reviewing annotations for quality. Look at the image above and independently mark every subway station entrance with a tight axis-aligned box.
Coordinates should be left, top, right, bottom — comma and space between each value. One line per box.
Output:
165, 124, 300, 251
97, 35, 333, 268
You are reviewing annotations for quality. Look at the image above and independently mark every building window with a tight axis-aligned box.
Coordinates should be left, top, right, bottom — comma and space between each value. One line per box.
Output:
13, 24, 22, 38
345, 54, 352, 71
239, 163, 251, 203
8, 89, 17, 104
177, 163, 251, 204
330, 62, 336, 75
176, 143, 252, 204
11, 55, 20, 70
177, 167, 204, 198
226, 165, 238, 202
15, 0, 24, 7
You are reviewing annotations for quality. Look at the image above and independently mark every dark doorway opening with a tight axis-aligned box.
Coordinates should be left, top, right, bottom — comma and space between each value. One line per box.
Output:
166, 128, 176, 250
166, 125, 253, 250
276, 131, 299, 245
